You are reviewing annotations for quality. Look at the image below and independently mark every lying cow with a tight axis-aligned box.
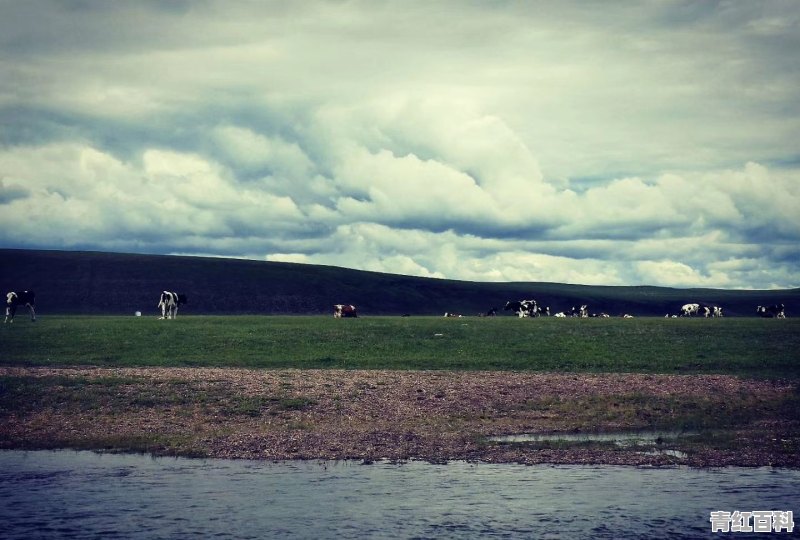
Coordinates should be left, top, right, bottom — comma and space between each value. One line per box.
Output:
5, 290, 36, 323
158, 291, 187, 319
757, 304, 786, 318
568, 305, 589, 318
334, 304, 358, 318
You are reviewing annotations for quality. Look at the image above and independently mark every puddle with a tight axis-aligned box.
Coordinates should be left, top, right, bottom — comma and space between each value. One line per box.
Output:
638, 449, 688, 459
490, 430, 692, 444
489, 430, 694, 457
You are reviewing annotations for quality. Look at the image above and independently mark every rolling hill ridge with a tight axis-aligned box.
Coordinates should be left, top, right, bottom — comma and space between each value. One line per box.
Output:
1, 249, 796, 317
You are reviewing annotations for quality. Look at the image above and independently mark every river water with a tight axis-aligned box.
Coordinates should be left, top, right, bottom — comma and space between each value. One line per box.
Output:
1, 450, 797, 539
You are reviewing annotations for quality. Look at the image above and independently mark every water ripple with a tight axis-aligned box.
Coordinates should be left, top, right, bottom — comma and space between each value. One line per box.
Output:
1, 450, 798, 539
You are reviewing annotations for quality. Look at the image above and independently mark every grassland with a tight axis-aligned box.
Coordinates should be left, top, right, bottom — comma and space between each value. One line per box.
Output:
2, 315, 798, 377
2, 315, 798, 466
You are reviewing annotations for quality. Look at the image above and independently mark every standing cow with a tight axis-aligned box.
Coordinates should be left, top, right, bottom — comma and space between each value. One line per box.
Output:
680, 303, 700, 317
158, 291, 187, 319
334, 304, 358, 318
5, 291, 36, 323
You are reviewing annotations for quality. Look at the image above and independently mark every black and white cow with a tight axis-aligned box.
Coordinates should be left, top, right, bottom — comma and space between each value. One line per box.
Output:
757, 304, 786, 319
5, 290, 36, 323
680, 303, 700, 317
568, 305, 589, 318
504, 300, 537, 318
158, 291, 187, 319
334, 304, 358, 318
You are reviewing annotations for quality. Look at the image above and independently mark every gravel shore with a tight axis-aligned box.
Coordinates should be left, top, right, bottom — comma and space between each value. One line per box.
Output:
2, 367, 798, 467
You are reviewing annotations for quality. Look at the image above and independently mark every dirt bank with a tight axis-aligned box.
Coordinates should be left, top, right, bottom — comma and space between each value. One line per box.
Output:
1, 367, 798, 467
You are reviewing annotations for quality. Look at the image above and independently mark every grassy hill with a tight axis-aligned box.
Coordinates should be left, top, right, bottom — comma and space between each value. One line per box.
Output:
1, 249, 797, 316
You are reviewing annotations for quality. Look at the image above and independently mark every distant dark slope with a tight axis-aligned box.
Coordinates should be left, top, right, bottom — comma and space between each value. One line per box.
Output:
1, 249, 797, 316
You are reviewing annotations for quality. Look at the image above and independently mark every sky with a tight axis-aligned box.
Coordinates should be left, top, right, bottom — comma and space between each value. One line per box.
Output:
1, 0, 799, 289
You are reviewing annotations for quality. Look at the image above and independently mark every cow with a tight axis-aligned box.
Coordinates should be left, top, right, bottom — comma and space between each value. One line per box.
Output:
553, 312, 567, 318
504, 300, 538, 318
334, 304, 357, 318
569, 305, 589, 318
443, 312, 463, 318
158, 291, 187, 319
680, 303, 700, 317
5, 291, 36, 323
712, 306, 724, 317
757, 304, 786, 319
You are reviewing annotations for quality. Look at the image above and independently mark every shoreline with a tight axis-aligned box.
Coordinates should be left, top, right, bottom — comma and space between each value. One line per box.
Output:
1, 367, 798, 468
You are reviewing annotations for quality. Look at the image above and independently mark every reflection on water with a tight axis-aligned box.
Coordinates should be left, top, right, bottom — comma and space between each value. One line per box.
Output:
1, 450, 798, 539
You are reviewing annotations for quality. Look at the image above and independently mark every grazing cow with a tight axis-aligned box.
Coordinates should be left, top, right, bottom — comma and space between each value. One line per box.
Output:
5, 291, 36, 323
757, 304, 786, 319
712, 306, 724, 317
680, 303, 700, 317
158, 291, 187, 319
334, 304, 358, 318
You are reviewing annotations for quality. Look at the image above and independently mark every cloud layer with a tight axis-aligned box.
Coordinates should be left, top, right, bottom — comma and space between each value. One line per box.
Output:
1, 1, 799, 288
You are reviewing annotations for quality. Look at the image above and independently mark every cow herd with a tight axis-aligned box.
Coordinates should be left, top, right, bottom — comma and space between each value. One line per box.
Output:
1, 289, 791, 322
677, 303, 724, 318
503, 300, 605, 318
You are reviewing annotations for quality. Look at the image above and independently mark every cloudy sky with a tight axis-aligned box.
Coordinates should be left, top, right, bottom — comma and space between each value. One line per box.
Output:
1, 1, 799, 288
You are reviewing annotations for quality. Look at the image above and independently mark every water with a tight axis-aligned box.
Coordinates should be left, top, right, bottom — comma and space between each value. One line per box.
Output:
488, 430, 692, 444
1, 450, 797, 539
489, 430, 693, 458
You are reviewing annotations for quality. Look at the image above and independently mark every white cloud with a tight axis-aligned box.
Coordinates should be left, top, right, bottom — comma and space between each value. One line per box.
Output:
1, 1, 799, 289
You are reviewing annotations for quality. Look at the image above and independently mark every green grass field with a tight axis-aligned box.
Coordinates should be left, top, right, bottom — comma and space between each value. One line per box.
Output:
2, 316, 798, 377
